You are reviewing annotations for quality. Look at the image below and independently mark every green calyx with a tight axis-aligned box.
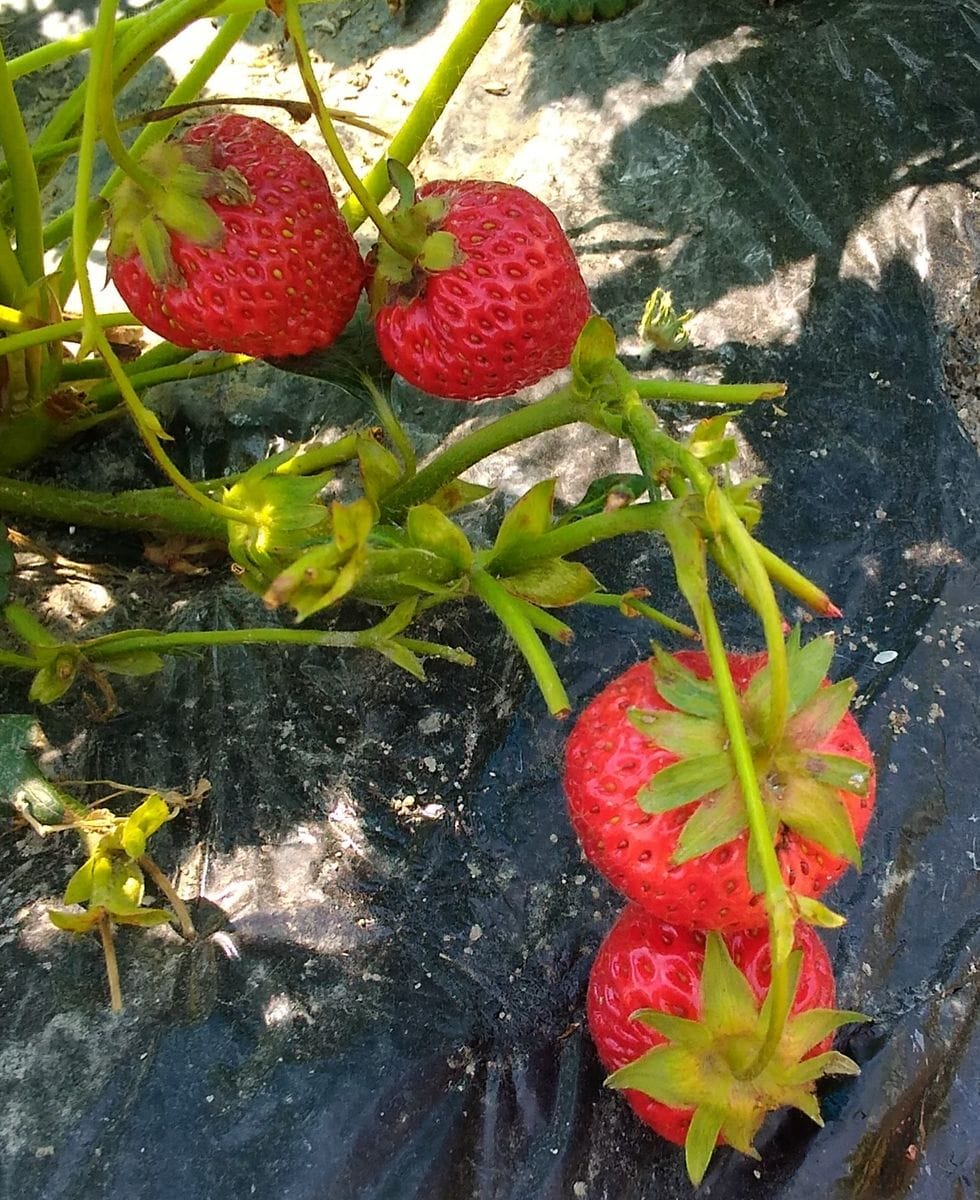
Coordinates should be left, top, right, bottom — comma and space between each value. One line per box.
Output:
630, 629, 872, 880
107, 140, 252, 286
522, 0, 640, 24
606, 934, 866, 1185
368, 160, 463, 313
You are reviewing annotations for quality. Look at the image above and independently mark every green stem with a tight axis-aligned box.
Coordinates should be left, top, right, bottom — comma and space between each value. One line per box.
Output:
98, 913, 124, 1013
85, 353, 250, 407
624, 400, 788, 745
485, 500, 669, 577
139, 854, 195, 939
0, 649, 41, 670
82, 625, 410, 656
393, 637, 475, 666
362, 374, 416, 477
698, 600, 793, 1078
0, 476, 224, 539
752, 539, 841, 618
470, 569, 570, 717
633, 378, 786, 405
0, 41, 46, 286
380, 386, 591, 521
579, 591, 698, 639
0, 226, 28, 303
0, 313, 140, 358
342, 0, 517, 230
71, 0, 255, 531
280, 0, 416, 259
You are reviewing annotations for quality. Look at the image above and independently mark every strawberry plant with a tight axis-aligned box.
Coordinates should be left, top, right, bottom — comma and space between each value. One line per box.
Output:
0, 0, 881, 1187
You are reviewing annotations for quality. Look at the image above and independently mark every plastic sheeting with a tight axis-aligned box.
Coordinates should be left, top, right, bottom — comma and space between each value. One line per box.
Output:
1, 1, 978, 1197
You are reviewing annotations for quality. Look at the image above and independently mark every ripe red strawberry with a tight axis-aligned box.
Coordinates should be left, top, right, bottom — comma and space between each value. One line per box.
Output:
108, 114, 365, 358
587, 904, 863, 1181
564, 633, 876, 930
368, 174, 591, 400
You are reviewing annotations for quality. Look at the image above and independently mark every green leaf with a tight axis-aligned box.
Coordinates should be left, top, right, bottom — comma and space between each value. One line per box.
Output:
606, 1045, 700, 1110
687, 412, 737, 467
358, 437, 404, 506
556, 473, 649, 524
795, 894, 847, 928
785, 1008, 868, 1057
570, 315, 617, 389
636, 752, 734, 814
427, 478, 494, 515
29, 652, 80, 704
798, 752, 871, 795
631, 1010, 713, 1051
114, 907, 174, 928
649, 645, 722, 720
492, 479, 556, 556
779, 775, 862, 867
5, 602, 59, 648
121, 794, 172, 859
0, 715, 71, 825
376, 640, 426, 680
671, 781, 748, 864
96, 651, 165, 677
63, 856, 97, 905
787, 679, 857, 746
784, 1049, 862, 1086
89, 853, 144, 916
685, 1105, 725, 1186
699, 933, 759, 1038
0, 523, 12, 606
628, 709, 726, 758
500, 558, 598, 608
48, 908, 101, 934
786, 631, 837, 712
406, 504, 473, 572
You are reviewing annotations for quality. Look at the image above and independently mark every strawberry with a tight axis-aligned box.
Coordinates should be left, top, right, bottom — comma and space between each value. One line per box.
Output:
587, 904, 864, 1181
564, 632, 875, 930
108, 114, 365, 358
368, 172, 591, 400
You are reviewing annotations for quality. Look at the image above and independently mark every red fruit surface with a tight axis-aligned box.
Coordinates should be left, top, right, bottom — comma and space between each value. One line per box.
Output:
586, 906, 837, 1145
109, 114, 365, 358
564, 651, 876, 930
372, 180, 591, 400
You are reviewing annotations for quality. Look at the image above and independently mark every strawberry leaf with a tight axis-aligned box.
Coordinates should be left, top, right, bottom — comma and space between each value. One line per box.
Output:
800, 752, 871, 795
636, 752, 734, 813
120, 794, 172, 859
0, 714, 70, 826
63, 856, 97, 906
786, 679, 856, 746
114, 907, 174, 928
492, 479, 556, 555
97, 651, 165, 677
784, 1049, 862, 1086
406, 504, 473, 572
785, 1008, 869, 1057
630, 1010, 713, 1051
685, 1105, 725, 1185
699, 933, 759, 1039
48, 909, 101, 934
627, 710, 726, 758
795, 894, 847, 928
650, 646, 722, 720
556, 473, 648, 524
500, 558, 597, 607
606, 1045, 699, 1110
29, 652, 80, 704
779, 775, 862, 867
671, 781, 747, 864
427, 478, 494, 515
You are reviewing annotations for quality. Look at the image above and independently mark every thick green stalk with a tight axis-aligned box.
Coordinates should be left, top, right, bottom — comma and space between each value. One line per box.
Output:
633, 378, 786, 405
0, 226, 28, 303
84, 353, 250, 407
578, 591, 697, 639
0, 476, 224, 539
485, 501, 669, 577
752, 539, 841, 618
0, 312, 140, 358
342, 0, 517, 229
470, 569, 570, 717
380, 387, 591, 521
0, 41, 46, 286
625, 400, 788, 745
85, 626, 396, 656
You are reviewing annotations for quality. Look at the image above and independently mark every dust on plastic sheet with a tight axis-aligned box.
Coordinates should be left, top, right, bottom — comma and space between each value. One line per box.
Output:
1, 1, 978, 1198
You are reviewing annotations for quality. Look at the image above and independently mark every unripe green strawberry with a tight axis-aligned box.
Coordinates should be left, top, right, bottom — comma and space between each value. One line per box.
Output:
369, 177, 591, 401
108, 114, 365, 359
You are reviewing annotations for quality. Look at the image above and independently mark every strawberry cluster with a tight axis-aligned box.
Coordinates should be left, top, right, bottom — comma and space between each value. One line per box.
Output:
108, 114, 591, 403
562, 634, 876, 1181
